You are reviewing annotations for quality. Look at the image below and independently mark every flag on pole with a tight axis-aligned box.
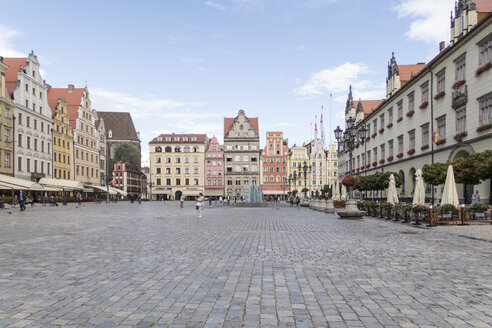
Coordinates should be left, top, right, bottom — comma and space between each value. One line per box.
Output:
320, 106, 326, 150
433, 131, 439, 143
314, 115, 318, 154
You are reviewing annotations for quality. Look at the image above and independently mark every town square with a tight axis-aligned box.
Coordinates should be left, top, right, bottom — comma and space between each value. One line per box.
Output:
1, 0, 492, 327
1, 203, 491, 327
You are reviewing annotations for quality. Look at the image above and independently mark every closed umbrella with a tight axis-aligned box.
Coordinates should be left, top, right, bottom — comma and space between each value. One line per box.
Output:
441, 165, 459, 207
341, 184, 347, 201
387, 174, 399, 205
412, 169, 426, 205
332, 180, 340, 200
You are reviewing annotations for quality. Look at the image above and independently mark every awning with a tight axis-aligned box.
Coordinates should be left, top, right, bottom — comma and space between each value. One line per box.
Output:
93, 185, 117, 195
0, 174, 43, 191
38, 178, 84, 190
83, 188, 94, 193
109, 186, 127, 196
182, 190, 201, 196
0, 182, 14, 190
42, 186, 62, 192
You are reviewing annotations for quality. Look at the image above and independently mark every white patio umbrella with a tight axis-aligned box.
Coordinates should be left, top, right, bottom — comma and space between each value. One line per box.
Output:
441, 165, 459, 207
387, 174, 399, 205
412, 169, 426, 205
341, 184, 347, 201
332, 180, 340, 200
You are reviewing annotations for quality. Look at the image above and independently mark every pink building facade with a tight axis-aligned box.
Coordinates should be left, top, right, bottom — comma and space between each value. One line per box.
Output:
204, 137, 224, 197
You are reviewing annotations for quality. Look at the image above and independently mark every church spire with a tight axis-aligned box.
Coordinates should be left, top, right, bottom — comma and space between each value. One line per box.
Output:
356, 98, 363, 114
345, 84, 354, 114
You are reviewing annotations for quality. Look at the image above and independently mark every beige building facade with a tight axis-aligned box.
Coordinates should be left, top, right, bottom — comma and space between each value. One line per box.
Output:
288, 146, 310, 196
149, 133, 208, 200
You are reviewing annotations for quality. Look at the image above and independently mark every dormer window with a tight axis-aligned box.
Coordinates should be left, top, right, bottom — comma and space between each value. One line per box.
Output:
108, 130, 113, 138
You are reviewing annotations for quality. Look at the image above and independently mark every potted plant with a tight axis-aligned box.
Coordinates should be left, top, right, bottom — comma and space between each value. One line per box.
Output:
378, 128, 384, 134
466, 203, 489, 220
421, 145, 429, 150
386, 122, 393, 128
451, 79, 466, 89
407, 149, 415, 155
396, 153, 403, 159
476, 124, 491, 132
387, 155, 394, 162
437, 204, 456, 218
372, 161, 377, 167
403, 204, 413, 223
406, 110, 415, 117
419, 101, 428, 109
435, 138, 446, 145
454, 131, 467, 141
371, 132, 377, 138
392, 203, 403, 221
379, 159, 385, 164
397, 117, 403, 123
434, 91, 445, 100
475, 61, 491, 77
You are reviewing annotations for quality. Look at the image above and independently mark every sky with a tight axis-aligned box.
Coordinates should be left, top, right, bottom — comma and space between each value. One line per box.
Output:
0, 0, 457, 166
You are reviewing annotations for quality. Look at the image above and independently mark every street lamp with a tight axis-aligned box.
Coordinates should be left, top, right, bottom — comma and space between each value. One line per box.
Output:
334, 118, 366, 200
302, 161, 311, 198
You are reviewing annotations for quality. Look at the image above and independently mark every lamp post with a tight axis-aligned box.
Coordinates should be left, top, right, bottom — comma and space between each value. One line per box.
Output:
293, 171, 297, 194
334, 118, 367, 200
302, 161, 311, 198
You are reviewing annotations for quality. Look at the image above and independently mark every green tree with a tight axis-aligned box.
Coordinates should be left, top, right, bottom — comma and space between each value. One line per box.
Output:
453, 150, 492, 185
422, 162, 449, 186
108, 143, 141, 178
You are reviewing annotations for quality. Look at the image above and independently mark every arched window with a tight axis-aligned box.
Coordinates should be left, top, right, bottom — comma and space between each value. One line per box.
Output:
193, 146, 199, 152
175, 146, 181, 152
165, 146, 172, 152
155, 146, 162, 152
183, 146, 190, 153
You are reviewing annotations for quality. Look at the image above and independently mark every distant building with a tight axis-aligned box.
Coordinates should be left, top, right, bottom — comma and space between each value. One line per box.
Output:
288, 145, 310, 196
223, 110, 260, 199
204, 136, 224, 197
260, 132, 288, 196
149, 133, 208, 200
113, 161, 145, 197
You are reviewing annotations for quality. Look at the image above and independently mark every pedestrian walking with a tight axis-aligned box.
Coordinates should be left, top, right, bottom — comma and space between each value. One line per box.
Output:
77, 192, 82, 207
19, 190, 25, 211
180, 194, 185, 208
209, 197, 212, 207
219, 196, 223, 206
472, 190, 480, 204
196, 193, 204, 218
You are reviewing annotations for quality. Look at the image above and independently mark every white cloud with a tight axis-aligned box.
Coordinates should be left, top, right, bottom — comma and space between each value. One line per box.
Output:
205, 1, 226, 11
393, 0, 454, 44
294, 62, 373, 96
0, 24, 25, 57
90, 87, 203, 119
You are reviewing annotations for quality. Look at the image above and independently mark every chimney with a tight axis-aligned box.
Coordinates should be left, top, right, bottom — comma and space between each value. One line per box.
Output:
439, 41, 445, 52
68, 84, 74, 93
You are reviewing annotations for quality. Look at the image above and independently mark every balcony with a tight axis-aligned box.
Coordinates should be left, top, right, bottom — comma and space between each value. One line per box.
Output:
452, 84, 467, 109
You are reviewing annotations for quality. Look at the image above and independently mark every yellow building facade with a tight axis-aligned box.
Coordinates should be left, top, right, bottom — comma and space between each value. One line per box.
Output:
0, 59, 13, 176
288, 146, 310, 196
149, 134, 208, 200
51, 97, 73, 180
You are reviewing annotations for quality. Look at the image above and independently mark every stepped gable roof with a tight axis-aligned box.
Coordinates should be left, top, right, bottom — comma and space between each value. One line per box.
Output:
149, 133, 207, 144
353, 99, 384, 115
3, 57, 27, 97
97, 111, 139, 141
224, 116, 258, 136
47, 86, 84, 129
476, 0, 492, 13
398, 64, 426, 83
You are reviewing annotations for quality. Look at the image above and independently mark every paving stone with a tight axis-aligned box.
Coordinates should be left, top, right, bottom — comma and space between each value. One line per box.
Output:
0, 202, 491, 327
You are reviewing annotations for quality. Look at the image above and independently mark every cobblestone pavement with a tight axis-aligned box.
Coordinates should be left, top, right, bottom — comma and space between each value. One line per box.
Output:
0, 202, 491, 328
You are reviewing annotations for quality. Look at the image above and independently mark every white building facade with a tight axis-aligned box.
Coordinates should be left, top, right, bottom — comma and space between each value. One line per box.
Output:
4, 52, 53, 181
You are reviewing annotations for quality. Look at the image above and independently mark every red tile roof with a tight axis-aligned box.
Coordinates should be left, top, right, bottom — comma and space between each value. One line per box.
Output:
47, 86, 84, 129
354, 100, 384, 115
398, 64, 426, 82
97, 111, 139, 141
476, 0, 492, 12
224, 116, 259, 136
149, 133, 207, 144
3, 57, 27, 97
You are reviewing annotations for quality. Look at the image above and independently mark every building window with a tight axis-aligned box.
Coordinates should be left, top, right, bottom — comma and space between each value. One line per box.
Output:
408, 129, 415, 150
436, 69, 446, 93
408, 91, 415, 112
156, 168, 161, 174
388, 139, 394, 156
479, 36, 492, 66
156, 178, 161, 185
479, 94, 492, 125
454, 54, 466, 81
4, 152, 10, 168
421, 123, 429, 147
456, 108, 466, 134
373, 147, 378, 161
185, 178, 190, 185
436, 115, 446, 139
397, 100, 403, 119
421, 81, 429, 104
18, 157, 22, 171
194, 179, 199, 185
194, 168, 199, 174
166, 178, 171, 185
380, 144, 385, 159
380, 113, 385, 129
387, 107, 393, 125
373, 119, 377, 133
398, 135, 403, 154
176, 178, 181, 185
